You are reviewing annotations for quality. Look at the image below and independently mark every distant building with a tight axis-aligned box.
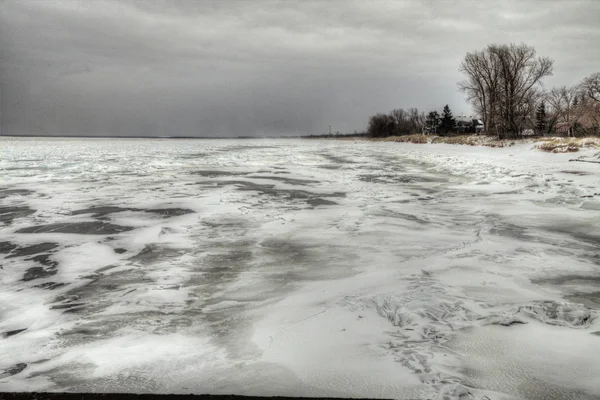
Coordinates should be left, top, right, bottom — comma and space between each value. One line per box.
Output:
553, 102, 600, 136
455, 116, 484, 134
521, 129, 535, 136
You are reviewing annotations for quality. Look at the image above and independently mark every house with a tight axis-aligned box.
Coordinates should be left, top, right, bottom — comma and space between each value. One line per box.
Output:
472, 119, 485, 133
553, 102, 600, 136
521, 129, 535, 136
455, 116, 484, 134
455, 120, 472, 133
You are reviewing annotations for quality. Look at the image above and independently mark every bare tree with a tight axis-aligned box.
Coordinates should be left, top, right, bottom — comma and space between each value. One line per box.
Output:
576, 73, 600, 135
546, 85, 583, 136
543, 90, 562, 134
458, 49, 500, 135
459, 43, 554, 139
390, 108, 408, 135
368, 108, 425, 137
407, 108, 424, 133
367, 113, 396, 138
581, 72, 600, 103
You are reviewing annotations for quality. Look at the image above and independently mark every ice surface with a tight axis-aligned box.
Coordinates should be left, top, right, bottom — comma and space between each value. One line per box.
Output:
1, 137, 600, 399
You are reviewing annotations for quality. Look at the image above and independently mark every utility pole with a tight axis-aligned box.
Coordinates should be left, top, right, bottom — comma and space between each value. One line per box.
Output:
329, 125, 331, 135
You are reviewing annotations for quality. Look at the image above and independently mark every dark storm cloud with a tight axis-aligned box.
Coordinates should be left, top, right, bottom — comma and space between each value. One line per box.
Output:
1, 0, 599, 137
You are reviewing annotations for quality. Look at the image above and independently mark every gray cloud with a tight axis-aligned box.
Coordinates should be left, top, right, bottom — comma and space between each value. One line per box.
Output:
1, 0, 599, 137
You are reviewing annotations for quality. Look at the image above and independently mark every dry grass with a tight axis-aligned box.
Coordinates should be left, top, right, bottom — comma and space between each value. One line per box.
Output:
537, 141, 579, 153
374, 134, 429, 144
535, 137, 600, 153
351, 133, 600, 153
432, 136, 479, 146
372, 134, 512, 147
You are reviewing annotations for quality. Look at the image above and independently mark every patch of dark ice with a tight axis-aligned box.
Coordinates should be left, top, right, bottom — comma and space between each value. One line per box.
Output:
192, 170, 250, 178
0, 241, 18, 254
0, 363, 27, 378
0, 206, 36, 224
5, 242, 59, 258
245, 175, 320, 186
71, 206, 194, 219
33, 281, 66, 290
1, 328, 27, 339
144, 208, 194, 217
23, 266, 58, 281
0, 188, 35, 199
16, 221, 134, 235
306, 198, 338, 207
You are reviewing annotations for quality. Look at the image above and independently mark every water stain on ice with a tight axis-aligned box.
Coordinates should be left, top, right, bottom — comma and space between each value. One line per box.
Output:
23, 267, 57, 281
317, 164, 342, 170
0, 363, 27, 378
533, 275, 600, 309
26, 254, 58, 268
130, 244, 188, 263
0, 241, 18, 254
533, 275, 600, 286
71, 206, 137, 218
358, 174, 447, 184
192, 170, 250, 178
0, 188, 35, 198
145, 208, 195, 217
236, 184, 345, 201
372, 208, 431, 224
0, 206, 36, 224
566, 292, 600, 309
246, 175, 320, 186
5, 242, 59, 258
16, 221, 134, 235
1, 328, 27, 339
560, 170, 591, 176
488, 222, 536, 242
306, 198, 338, 207
72, 206, 194, 219
548, 228, 600, 250
33, 281, 66, 290
319, 153, 357, 164
221, 145, 279, 152
22, 254, 60, 281
196, 179, 344, 206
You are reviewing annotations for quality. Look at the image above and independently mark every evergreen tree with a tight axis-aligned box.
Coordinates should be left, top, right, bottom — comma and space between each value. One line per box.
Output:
535, 101, 546, 135
573, 95, 579, 107
439, 105, 456, 135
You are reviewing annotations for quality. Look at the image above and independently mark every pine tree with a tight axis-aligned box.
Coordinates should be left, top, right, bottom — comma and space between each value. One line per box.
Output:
535, 101, 546, 135
440, 105, 456, 135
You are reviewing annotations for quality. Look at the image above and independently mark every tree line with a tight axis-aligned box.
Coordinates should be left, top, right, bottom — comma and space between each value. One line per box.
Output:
367, 104, 475, 137
367, 108, 424, 138
367, 42, 599, 139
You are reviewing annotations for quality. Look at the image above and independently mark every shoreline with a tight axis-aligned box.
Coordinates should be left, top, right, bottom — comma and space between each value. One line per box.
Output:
3, 133, 600, 155
311, 134, 600, 154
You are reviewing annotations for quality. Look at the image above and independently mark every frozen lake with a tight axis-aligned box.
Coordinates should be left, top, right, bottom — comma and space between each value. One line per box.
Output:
1, 137, 600, 399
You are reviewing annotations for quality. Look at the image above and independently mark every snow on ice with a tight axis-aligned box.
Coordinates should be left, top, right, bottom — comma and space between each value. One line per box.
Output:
1, 137, 600, 399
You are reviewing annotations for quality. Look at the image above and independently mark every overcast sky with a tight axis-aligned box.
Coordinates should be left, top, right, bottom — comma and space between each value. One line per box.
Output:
1, 0, 599, 137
